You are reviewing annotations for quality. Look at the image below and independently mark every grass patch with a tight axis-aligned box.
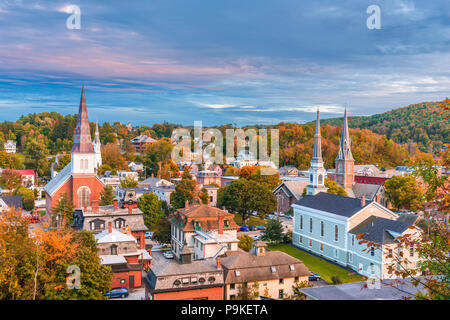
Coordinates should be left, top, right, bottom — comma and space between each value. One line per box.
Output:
233, 214, 266, 227
37, 210, 46, 216
268, 243, 362, 284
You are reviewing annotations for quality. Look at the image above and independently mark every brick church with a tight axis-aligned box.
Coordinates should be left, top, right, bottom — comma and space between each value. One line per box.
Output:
44, 87, 104, 215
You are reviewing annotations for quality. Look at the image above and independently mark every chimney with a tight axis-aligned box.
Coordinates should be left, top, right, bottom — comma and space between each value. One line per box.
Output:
218, 215, 224, 235
151, 173, 154, 178
113, 199, 118, 210
92, 200, 99, 213
185, 200, 189, 209
128, 205, 133, 214
207, 197, 210, 206
216, 257, 221, 270
108, 222, 112, 234
84, 204, 87, 212
361, 196, 366, 207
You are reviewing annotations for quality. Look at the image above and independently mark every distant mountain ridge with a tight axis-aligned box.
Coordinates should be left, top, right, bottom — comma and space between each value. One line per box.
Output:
320, 101, 449, 154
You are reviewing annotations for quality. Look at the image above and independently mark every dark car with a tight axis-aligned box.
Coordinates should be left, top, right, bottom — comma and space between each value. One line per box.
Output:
309, 271, 321, 281
104, 287, 129, 299
239, 226, 250, 232
256, 225, 265, 230
248, 225, 256, 231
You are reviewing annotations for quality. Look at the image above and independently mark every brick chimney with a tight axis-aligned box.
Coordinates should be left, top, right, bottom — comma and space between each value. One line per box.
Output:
84, 204, 87, 212
216, 257, 221, 269
151, 173, 154, 178
113, 199, 118, 210
128, 205, 133, 214
185, 200, 189, 209
218, 215, 224, 235
361, 195, 366, 207
92, 200, 99, 213
108, 222, 112, 234
207, 197, 210, 206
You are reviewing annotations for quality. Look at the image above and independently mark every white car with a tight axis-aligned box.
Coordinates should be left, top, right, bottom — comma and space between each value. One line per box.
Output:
252, 235, 261, 241
163, 251, 174, 259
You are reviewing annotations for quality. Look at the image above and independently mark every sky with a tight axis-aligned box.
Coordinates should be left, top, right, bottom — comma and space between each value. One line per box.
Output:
0, 0, 449, 126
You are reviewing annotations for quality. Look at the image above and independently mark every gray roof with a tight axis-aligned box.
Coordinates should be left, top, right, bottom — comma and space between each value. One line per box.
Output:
349, 214, 418, 244
352, 183, 382, 200
295, 192, 370, 217
300, 278, 428, 300
274, 180, 309, 200
0, 195, 23, 210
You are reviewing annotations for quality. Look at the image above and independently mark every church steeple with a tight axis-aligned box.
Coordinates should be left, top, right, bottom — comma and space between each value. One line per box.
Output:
71, 87, 97, 175
312, 108, 322, 160
306, 109, 327, 196
72, 86, 94, 154
93, 120, 102, 169
336, 106, 353, 161
335, 106, 354, 190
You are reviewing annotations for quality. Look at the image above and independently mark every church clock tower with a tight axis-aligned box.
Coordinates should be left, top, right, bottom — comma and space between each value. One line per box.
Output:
335, 107, 354, 190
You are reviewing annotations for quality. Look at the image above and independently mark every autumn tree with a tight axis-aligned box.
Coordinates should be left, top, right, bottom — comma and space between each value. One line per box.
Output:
324, 178, 348, 197
152, 217, 171, 244
0, 169, 22, 195
385, 175, 423, 211
0, 150, 23, 169
237, 234, 254, 252
102, 143, 127, 171
138, 193, 165, 229
170, 167, 196, 209
120, 176, 138, 188
235, 281, 260, 300
100, 185, 115, 205
24, 136, 50, 176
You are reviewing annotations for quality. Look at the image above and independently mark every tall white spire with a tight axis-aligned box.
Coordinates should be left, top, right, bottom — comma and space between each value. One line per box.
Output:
93, 120, 102, 169
306, 109, 327, 196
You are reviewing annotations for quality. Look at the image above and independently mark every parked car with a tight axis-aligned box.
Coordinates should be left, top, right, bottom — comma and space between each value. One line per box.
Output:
256, 225, 265, 230
145, 231, 154, 239
285, 215, 293, 220
104, 287, 129, 299
267, 214, 275, 220
309, 271, 321, 281
252, 234, 261, 240
163, 251, 174, 259
248, 225, 256, 231
239, 226, 250, 232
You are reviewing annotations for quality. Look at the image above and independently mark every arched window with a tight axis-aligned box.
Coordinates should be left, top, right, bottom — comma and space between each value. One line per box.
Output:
110, 244, 118, 255
115, 218, 126, 229
84, 159, 89, 170
80, 159, 84, 169
335, 225, 339, 241
318, 174, 323, 184
78, 187, 91, 208
310, 174, 313, 183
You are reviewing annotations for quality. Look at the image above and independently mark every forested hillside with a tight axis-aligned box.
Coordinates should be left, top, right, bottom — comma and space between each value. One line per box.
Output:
321, 101, 449, 154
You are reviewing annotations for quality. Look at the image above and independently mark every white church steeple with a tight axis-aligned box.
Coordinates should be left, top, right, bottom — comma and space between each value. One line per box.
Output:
306, 109, 328, 196
93, 120, 102, 169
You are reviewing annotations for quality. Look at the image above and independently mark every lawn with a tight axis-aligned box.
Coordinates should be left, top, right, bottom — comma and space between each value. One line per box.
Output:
233, 214, 266, 227
268, 243, 362, 284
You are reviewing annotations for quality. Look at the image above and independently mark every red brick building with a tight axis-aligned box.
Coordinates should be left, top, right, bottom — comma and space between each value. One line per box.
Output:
44, 87, 105, 215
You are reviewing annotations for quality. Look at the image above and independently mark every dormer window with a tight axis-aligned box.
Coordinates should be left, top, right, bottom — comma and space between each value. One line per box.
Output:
224, 219, 229, 228
289, 265, 295, 271
271, 266, 276, 272
235, 270, 240, 276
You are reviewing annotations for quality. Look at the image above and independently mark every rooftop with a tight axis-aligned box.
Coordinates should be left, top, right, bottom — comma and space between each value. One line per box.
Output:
295, 192, 372, 217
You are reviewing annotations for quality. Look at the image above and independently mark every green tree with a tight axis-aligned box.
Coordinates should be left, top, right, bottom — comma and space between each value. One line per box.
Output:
51, 193, 74, 229
24, 137, 50, 177
55, 154, 71, 171
324, 178, 348, 196
217, 179, 276, 225
261, 219, 284, 243
287, 280, 312, 300
152, 217, 171, 244
237, 234, 254, 252
14, 187, 35, 211
138, 193, 164, 228
385, 175, 423, 211
100, 185, 115, 205
120, 176, 138, 188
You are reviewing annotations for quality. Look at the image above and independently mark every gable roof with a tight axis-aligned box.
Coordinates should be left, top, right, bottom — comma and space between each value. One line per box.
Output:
273, 180, 309, 200
0, 195, 23, 210
95, 228, 137, 244
349, 215, 418, 244
221, 250, 310, 283
352, 183, 382, 200
295, 192, 370, 217
43, 163, 72, 196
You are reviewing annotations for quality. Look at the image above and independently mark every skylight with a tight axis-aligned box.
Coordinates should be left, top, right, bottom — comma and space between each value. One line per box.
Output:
235, 270, 241, 276
289, 265, 295, 271
271, 266, 276, 272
